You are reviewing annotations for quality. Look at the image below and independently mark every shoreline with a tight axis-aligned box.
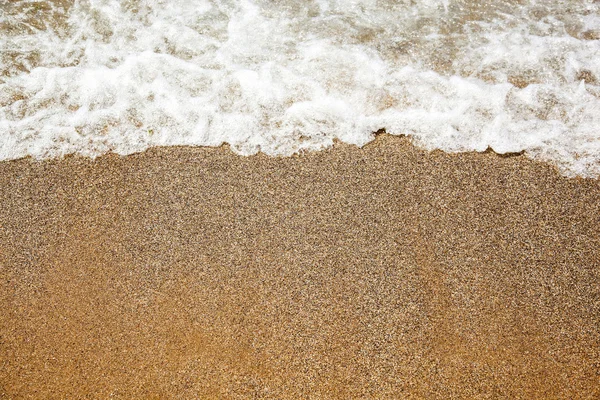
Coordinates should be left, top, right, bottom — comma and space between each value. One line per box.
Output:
1, 135, 599, 398
0, 140, 594, 182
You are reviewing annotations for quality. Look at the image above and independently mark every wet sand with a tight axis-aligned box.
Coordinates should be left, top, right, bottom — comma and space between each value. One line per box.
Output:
0, 135, 599, 398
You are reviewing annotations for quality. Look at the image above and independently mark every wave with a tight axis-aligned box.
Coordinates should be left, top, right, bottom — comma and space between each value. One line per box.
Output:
1, 0, 599, 176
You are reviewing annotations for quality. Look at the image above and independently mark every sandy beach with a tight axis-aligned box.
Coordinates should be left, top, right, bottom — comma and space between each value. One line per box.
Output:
0, 135, 599, 398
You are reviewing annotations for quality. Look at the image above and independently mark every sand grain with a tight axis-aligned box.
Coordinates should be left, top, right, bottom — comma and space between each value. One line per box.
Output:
1, 136, 599, 398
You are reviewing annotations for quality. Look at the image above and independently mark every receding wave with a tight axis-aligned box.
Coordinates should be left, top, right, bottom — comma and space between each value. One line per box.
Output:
1, 0, 599, 176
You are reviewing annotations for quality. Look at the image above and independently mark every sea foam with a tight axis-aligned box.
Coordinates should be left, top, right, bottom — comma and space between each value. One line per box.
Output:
1, 0, 599, 176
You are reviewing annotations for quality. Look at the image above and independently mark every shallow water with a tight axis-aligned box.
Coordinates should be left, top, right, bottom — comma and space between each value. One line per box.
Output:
1, 0, 599, 176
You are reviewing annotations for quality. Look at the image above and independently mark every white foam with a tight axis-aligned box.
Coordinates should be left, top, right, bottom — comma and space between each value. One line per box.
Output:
1, 0, 599, 176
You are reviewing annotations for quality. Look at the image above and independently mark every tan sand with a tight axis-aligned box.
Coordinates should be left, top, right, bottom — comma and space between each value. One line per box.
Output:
0, 135, 599, 398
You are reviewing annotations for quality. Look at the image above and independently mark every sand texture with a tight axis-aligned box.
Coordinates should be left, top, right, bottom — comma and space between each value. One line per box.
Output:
1, 136, 599, 398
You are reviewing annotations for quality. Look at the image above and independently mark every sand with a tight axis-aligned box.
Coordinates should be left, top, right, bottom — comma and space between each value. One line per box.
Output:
0, 135, 599, 398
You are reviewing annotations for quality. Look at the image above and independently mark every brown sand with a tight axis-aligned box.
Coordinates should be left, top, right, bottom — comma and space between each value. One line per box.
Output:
0, 135, 599, 398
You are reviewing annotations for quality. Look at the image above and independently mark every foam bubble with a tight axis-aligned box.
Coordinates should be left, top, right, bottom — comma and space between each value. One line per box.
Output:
1, 0, 599, 176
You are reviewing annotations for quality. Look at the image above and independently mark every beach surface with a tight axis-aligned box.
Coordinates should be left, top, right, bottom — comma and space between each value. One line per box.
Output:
1, 135, 599, 398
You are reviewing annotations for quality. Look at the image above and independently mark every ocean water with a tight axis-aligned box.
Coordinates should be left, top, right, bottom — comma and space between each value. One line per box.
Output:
1, 0, 599, 176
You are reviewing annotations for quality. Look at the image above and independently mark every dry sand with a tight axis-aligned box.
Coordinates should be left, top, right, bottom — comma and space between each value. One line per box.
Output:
0, 135, 599, 398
